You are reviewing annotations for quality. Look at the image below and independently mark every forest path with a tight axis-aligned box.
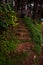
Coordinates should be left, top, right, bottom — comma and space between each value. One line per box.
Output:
11, 18, 43, 65
15, 18, 34, 52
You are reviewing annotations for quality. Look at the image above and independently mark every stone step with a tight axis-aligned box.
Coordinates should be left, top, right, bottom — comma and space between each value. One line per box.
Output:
17, 37, 31, 41
15, 31, 30, 35
15, 28, 28, 32
16, 31, 29, 35
18, 39, 32, 43
17, 22, 25, 27
15, 25, 27, 29
16, 25, 26, 29
16, 42, 34, 52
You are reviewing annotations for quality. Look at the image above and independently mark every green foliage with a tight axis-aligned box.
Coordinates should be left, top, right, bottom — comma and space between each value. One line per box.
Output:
23, 17, 42, 55
0, 3, 18, 30
0, 40, 28, 65
34, 44, 41, 54
6, 52, 28, 65
0, 25, 28, 65
35, 23, 41, 30
0, 39, 20, 65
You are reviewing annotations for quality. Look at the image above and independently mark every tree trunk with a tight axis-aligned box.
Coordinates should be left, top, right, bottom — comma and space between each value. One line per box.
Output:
32, 0, 38, 20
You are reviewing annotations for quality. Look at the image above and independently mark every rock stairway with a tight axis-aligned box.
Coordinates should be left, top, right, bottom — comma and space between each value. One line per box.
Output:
14, 19, 34, 65
13, 19, 43, 65
15, 19, 31, 42
14, 19, 34, 52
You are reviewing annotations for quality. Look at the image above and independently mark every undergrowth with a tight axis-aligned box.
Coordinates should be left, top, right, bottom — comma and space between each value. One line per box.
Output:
0, 3, 18, 30
23, 17, 42, 55
23, 17, 42, 65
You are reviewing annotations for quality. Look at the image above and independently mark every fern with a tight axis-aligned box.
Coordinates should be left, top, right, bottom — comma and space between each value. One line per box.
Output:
23, 17, 42, 55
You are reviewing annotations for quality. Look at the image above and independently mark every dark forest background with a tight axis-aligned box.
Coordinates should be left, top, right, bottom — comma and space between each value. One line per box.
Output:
0, 0, 43, 20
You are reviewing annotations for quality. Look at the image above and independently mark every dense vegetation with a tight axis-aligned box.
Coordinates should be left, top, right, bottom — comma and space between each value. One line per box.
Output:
0, 3, 21, 65
0, 2, 42, 65
0, 3, 29, 65
23, 17, 42, 55
0, 3, 18, 30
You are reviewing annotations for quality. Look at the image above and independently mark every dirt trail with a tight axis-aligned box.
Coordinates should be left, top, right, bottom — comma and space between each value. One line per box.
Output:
15, 19, 43, 65
15, 19, 34, 52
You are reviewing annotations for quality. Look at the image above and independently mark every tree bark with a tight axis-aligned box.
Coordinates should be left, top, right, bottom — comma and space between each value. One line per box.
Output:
32, 0, 38, 20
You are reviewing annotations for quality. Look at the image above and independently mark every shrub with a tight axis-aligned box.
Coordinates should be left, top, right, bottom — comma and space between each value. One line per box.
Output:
0, 39, 28, 65
23, 17, 42, 55
0, 3, 18, 30
0, 39, 20, 65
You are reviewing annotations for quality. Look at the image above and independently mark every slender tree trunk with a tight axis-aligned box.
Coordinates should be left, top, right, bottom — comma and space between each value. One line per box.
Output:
39, 2, 42, 19
32, 0, 38, 20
